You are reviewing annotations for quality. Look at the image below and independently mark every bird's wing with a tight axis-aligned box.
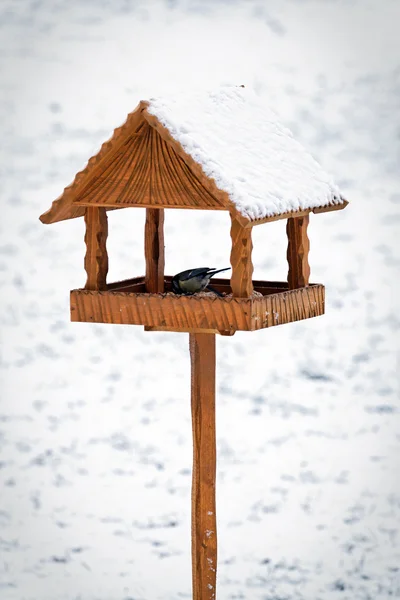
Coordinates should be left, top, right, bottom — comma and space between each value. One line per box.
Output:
171, 276, 182, 293
180, 267, 213, 281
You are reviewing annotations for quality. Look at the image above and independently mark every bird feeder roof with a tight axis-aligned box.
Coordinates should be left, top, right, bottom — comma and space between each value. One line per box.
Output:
40, 87, 347, 225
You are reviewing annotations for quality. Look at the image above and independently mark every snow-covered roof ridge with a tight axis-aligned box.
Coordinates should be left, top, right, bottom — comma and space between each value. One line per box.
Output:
146, 86, 345, 221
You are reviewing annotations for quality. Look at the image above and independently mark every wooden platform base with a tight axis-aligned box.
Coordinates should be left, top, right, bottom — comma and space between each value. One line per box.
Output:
70, 276, 324, 333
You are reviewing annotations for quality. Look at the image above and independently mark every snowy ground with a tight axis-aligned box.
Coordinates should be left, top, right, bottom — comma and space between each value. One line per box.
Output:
1, 1, 400, 598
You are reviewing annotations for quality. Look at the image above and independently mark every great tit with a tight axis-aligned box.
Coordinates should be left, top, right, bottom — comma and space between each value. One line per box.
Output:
171, 267, 230, 296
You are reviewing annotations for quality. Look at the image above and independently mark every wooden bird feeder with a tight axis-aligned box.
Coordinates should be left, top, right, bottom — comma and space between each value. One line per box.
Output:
40, 88, 348, 599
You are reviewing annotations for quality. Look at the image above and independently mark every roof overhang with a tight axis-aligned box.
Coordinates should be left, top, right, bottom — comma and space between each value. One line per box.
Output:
234, 198, 349, 228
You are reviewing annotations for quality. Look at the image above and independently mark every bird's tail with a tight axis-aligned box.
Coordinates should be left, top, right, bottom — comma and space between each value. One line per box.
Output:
209, 267, 230, 277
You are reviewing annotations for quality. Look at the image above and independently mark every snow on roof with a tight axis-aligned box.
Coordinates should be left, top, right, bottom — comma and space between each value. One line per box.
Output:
147, 86, 343, 221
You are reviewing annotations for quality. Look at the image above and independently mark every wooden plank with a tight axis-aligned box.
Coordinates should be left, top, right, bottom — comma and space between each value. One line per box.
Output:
286, 215, 310, 289
144, 326, 235, 335
230, 215, 254, 298
110, 283, 146, 293
70, 283, 325, 330
84, 207, 108, 290
164, 275, 289, 293
75, 200, 227, 211
189, 333, 217, 600
144, 208, 165, 293
106, 276, 146, 292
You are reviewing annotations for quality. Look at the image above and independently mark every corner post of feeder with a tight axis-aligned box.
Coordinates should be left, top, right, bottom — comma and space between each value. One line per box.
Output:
229, 213, 254, 297
145, 208, 165, 293
84, 207, 108, 290
190, 333, 217, 600
286, 214, 310, 289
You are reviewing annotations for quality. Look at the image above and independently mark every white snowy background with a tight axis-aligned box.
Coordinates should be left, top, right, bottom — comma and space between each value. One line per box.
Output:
1, 1, 400, 599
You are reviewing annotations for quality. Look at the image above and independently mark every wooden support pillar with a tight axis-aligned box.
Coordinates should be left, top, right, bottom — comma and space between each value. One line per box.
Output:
230, 215, 254, 298
190, 333, 217, 600
286, 215, 310, 289
84, 207, 108, 290
144, 208, 165, 293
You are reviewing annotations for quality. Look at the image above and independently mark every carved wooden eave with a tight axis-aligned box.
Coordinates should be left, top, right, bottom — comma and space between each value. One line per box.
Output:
39, 100, 348, 227
234, 198, 349, 228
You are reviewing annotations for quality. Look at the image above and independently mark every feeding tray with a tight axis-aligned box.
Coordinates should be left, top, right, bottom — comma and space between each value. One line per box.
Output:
70, 276, 325, 334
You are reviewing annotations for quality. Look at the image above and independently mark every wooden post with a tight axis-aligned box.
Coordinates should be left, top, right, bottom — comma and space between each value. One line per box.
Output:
190, 333, 217, 600
144, 208, 165, 293
84, 207, 108, 290
230, 215, 254, 298
286, 215, 310, 289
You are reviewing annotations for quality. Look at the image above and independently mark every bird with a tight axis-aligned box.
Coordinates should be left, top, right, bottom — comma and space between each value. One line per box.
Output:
171, 267, 230, 296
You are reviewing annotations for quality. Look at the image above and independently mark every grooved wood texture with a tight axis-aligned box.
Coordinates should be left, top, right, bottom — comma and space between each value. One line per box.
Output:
287, 215, 310, 289
74, 120, 226, 210
190, 333, 217, 600
145, 208, 165, 293
142, 108, 232, 211
70, 278, 324, 331
230, 215, 254, 298
84, 208, 108, 290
